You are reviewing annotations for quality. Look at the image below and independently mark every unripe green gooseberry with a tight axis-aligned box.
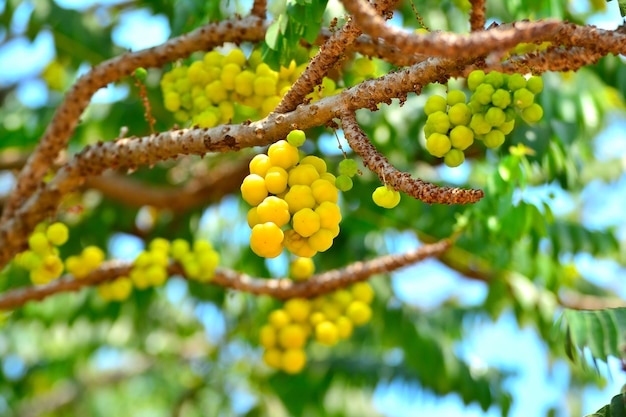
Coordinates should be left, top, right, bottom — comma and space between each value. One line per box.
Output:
424, 95, 447, 116
513, 88, 534, 109
484, 71, 504, 88
449, 125, 474, 150
335, 175, 353, 191
469, 114, 492, 135
521, 103, 543, 123
526, 76, 543, 94
507, 73, 527, 91
467, 70, 485, 91
426, 111, 451, 134
448, 103, 471, 126
286, 129, 306, 147
447, 90, 466, 106
444, 149, 465, 167
482, 130, 505, 148
491, 89, 511, 109
339, 159, 358, 177
472, 83, 495, 105
484, 107, 506, 127
426, 133, 451, 158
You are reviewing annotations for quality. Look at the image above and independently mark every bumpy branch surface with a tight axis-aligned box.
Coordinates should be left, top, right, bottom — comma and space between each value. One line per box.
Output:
0, 15, 267, 225
340, 110, 484, 204
469, 0, 486, 32
275, 0, 398, 113
0, 239, 451, 309
251, 0, 266, 18
340, 0, 560, 58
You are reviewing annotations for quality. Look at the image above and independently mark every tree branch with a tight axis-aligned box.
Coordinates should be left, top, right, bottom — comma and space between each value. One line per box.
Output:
0, 15, 268, 225
340, 0, 560, 58
0, 239, 452, 310
250, 0, 266, 18
469, 0, 486, 32
340, 109, 484, 204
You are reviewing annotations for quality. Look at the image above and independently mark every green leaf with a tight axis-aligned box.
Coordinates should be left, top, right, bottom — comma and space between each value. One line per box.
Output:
557, 308, 626, 366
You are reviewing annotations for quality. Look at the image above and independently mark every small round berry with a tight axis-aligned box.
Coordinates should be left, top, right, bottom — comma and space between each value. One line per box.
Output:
250, 222, 284, 258
482, 129, 506, 148
46, 222, 69, 246
286, 130, 306, 147
447, 89, 466, 106
467, 70, 485, 91
338, 159, 359, 177
279, 324, 307, 349
346, 300, 372, 325
290, 257, 315, 281
426, 133, 451, 158
335, 175, 353, 191
444, 149, 465, 167
521, 103, 544, 123
241, 174, 269, 206
424, 95, 447, 115
526, 76, 543, 94
28, 232, 49, 255
292, 208, 321, 238
449, 125, 474, 150
315, 321, 339, 345
281, 348, 306, 374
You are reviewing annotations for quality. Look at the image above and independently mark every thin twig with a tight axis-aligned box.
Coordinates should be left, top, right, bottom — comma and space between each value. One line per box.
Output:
250, 0, 267, 18
340, 110, 484, 204
469, 0, 486, 32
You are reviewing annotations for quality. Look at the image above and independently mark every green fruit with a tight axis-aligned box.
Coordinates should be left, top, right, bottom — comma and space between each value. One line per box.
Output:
444, 149, 465, 167
521, 103, 543, 123
467, 70, 485, 91
335, 175, 353, 191
485, 107, 506, 127
134, 67, 148, 81
526, 76, 543, 94
339, 159, 358, 177
513, 88, 534, 109
449, 125, 474, 150
424, 95, 447, 115
447, 89, 466, 106
448, 103, 471, 126
286, 130, 306, 147
469, 114, 492, 135
498, 119, 516, 135
491, 89, 511, 109
484, 71, 504, 88
482, 130, 505, 148
426, 111, 451, 134
472, 83, 495, 105
507, 73, 526, 90
426, 133, 451, 157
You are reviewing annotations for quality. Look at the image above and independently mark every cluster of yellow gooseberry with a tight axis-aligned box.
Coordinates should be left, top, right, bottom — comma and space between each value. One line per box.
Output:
14, 222, 69, 285
260, 258, 374, 373
241, 130, 342, 259
161, 48, 341, 127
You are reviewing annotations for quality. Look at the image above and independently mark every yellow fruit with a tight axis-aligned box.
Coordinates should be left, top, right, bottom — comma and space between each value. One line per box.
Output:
264, 166, 289, 195
241, 174, 268, 206
315, 321, 339, 345
289, 257, 315, 281
292, 208, 321, 238
346, 300, 372, 325
336, 316, 354, 339
281, 349, 306, 374
288, 164, 320, 186
82, 246, 105, 269
247, 207, 261, 228
109, 277, 133, 300
299, 155, 327, 174
309, 311, 326, 326
307, 228, 334, 252
311, 179, 339, 204
284, 298, 311, 322
283, 230, 317, 258
250, 222, 284, 258
315, 201, 342, 229
256, 196, 291, 227
279, 324, 307, 349
249, 154, 272, 177
46, 222, 69, 246
269, 309, 291, 329
263, 348, 282, 369
284, 185, 316, 214
259, 324, 277, 349
351, 282, 374, 304
268, 140, 299, 169
28, 232, 49, 255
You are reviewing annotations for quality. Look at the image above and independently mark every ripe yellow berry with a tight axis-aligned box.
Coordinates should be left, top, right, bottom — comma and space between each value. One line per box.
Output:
28, 232, 49, 255
259, 324, 277, 349
170, 239, 190, 261
269, 309, 291, 328
284, 185, 316, 214
315, 321, 339, 345
284, 298, 311, 322
241, 174, 268, 206
292, 208, 321, 238
351, 282, 374, 304
336, 316, 354, 339
264, 166, 289, 195
250, 222, 284, 258
289, 257, 315, 281
315, 201, 342, 229
263, 348, 283, 369
372, 186, 401, 209
299, 155, 327, 174
109, 277, 133, 301
346, 300, 372, 325
311, 179, 339, 204
279, 324, 307, 349
256, 196, 291, 227
310, 311, 326, 326
307, 228, 334, 252
288, 164, 320, 187
46, 222, 69, 246
249, 154, 272, 177
247, 207, 261, 228
268, 140, 299, 169
283, 230, 317, 258
281, 349, 306, 374
83, 246, 105, 269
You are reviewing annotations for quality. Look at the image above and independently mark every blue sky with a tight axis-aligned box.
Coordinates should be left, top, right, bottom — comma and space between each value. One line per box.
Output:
2, 1, 626, 416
